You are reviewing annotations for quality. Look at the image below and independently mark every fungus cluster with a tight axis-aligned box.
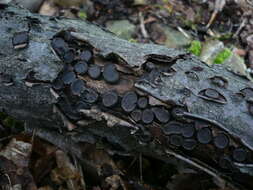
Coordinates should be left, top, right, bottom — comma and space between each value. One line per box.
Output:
49, 30, 252, 178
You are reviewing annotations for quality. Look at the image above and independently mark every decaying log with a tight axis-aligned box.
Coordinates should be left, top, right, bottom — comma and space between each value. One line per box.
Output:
1, 4, 253, 190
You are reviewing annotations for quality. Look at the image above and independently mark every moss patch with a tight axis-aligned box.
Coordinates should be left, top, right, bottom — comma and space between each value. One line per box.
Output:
213, 48, 232, 64
188, 40, 201, 56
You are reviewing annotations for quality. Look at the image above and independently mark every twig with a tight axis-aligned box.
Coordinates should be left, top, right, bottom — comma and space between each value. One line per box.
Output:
139, 12, 149, 39
233, 18, 247, 38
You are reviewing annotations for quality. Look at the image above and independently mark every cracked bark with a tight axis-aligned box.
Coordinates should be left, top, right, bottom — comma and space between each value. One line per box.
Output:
1, 4, 253, 190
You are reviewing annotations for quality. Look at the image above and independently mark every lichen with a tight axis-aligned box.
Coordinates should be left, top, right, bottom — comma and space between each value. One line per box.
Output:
188, 40, 201, 56
213, 48, 232, 64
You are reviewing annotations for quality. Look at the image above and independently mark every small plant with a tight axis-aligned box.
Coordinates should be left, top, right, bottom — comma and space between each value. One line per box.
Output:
188, 40, 201, 56
213, 48, 232, 64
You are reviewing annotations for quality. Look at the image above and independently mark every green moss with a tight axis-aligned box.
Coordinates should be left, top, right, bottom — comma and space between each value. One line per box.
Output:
188, 40, 201, 56
78, 11, 87, 20
128, 38, 137, 43
213, 48, 232, 64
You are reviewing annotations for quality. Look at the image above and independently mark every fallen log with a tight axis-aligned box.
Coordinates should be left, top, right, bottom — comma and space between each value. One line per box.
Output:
1, 4, 253, 190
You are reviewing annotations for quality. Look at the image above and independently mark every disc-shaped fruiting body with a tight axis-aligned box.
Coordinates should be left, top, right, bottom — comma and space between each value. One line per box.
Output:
71, 79, 85, 96
80, 50, 92, 62
152, 107, 170, 123
102, 91, 118, 108
169, 134, 183, 147
12, 31, 29, 49
171, 107, 186, 121
204, 88, 220, 99
121, 91, 138, 112
51, 37, 69, 57
88, 65, 101, 79
141, 109, 154, 124
196, 127, 212, 144
103, 64, 119, 84
52, 77, 64, 90
182, 139, 197, 150
162, 121, 182, 135
137, 97, 148, 109
82, 88, 99, 103
233, 148, 247, 162
63, 49, 75, 64
181, 124, 195, 138
130, 109, 142, 122
74, 61, 88, 75
61, 71, 76, 85
213, 133, 229, 149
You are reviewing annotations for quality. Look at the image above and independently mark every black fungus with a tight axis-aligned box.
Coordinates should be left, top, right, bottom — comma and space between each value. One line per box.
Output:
196, 127, 212, 144
80, 50, 92, 62
141, 109, 154, 124
63, 64, 74, 72
182, 139, 197, 150
88, 65, 101, 79
136, 125, 153, 143
63, 49, 75, 64
121, 91, 138, 112
52, 77, 64, 90
82, 88, 99, 103
51, 37, 69, 56
103, 64, 119, 84
74, 61, 88, 75
213, 133, 229, 149
169, 134, 183, 147
102, 91, 118, 108
171, 107, 186, 120
75, 101, 90, 111
61, 71, 76, 85
162, 121, 182, 135
210, 76, 228, 88
199, 88, 227, 104
233, 148, 247, 162
130, 109, 142, 122
61, 30, 74, 42
12, 31, 29, 49
219, 156, 233, 169
240, 88, 253, 99
152, 106, 170, 123
181, 124, 195, 138
71, 79, 85, 96
137, 97, 148, 109
204, 88, 220, 99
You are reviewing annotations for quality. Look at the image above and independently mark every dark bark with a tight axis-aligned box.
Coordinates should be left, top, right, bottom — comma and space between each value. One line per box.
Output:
1, 4, 253, 190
